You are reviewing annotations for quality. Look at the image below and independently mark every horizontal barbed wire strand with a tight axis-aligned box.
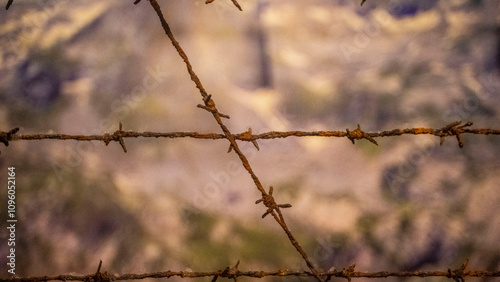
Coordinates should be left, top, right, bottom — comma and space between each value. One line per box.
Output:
9, 127, 500, 140
1, 267, 499, 282
4, 122, 500, 146
0, 258, 498, 281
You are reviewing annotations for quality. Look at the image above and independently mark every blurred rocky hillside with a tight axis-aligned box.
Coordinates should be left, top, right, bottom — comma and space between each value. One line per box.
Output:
1, 0, 500, 279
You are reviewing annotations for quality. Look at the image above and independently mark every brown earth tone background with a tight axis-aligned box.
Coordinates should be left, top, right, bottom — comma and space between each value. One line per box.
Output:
1, 0, 500, 281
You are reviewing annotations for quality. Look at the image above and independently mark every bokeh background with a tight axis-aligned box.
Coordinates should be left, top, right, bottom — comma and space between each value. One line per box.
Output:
1, 0, 500, 281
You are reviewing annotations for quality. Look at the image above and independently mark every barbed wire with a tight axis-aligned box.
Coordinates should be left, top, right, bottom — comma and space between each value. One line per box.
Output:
6, 0, 244, 10
1, 121, 499, 154
144, 0, 323, 280
3, 0, 500, 281
4, 0, 368, 10
5, 0, 13, 10
2, 259, 500, 282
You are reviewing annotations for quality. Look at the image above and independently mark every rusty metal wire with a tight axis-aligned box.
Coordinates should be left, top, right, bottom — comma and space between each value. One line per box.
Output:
2, 0, 500, 281
5, 0, 14, 10
1, 259, 499, 282
2, 121, 499, 154
144, 0, 322, 279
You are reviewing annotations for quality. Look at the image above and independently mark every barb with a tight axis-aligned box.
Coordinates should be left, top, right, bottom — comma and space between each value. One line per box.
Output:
239, 128, 260, 151
221, 260, 240, 282
341, 264, 356, 282
255, 186, 292, 218
346, 124, 378, 146
447, 259, 469, 282
205, 0, 243, 11
102, 123, 127, 153
438, 121, 473, 148
0, 127, 20, 154
91, 260, 116, 282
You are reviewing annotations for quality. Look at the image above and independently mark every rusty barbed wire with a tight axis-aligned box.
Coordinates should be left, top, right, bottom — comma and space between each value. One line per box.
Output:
3, 1, 500, 281
205, 0, 242, 11
142, 0, 323, 280
5, 0, 13, 10
1, 259, 500, 282
2, 121, 500, 154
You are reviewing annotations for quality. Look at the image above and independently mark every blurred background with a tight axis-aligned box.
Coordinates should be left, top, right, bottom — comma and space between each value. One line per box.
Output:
1, 0, 500, 281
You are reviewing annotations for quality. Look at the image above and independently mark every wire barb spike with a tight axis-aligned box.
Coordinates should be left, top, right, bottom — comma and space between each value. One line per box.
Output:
102, 123, 127, 153
240, 128, 259, 151
341, 263, 356, 282
205, 0, 242, 11
221, 260, 241, 282
255, 186, 292, 218
197, 95, 230, 119
346, 124, 378, 146
0, 127, 20, 154
447, 259, 469, 282
439, 121, 473, 148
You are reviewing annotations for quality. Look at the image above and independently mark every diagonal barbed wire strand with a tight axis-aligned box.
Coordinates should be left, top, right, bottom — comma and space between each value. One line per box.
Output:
142, 0, 323, 280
